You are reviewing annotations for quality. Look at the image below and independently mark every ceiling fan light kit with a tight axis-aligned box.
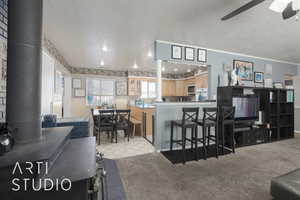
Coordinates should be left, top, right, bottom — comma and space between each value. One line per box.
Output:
269, 0, 291, 12
282, 2, 299, 19
222, 0, 299, 20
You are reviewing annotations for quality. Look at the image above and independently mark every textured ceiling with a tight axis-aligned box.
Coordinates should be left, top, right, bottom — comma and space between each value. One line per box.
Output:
43, 0, 300, 71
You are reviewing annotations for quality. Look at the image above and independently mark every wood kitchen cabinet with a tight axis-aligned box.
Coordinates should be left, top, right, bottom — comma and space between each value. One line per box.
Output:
130, 106, 154, 137
175, 80, 185, 96
162, 80, 167, 96
162, 80, 176, 96
195, 73, 208, 88
184, 78, 196, 95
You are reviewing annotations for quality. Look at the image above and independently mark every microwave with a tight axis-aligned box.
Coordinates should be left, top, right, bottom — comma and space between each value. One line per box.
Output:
187, 85, 195, 95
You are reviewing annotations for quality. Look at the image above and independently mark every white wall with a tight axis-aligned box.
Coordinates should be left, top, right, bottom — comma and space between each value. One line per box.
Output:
294, 75, 300, 132
69, 74, 129, 117
63, 76, 72, 117
41, 49, 72, 117
41, 51, 54, 114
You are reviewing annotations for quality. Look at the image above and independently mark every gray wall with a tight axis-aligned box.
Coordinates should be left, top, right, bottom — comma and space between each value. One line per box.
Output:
294, 76, 300, 132
207, 51, 297, 98
155, 41, 298, 99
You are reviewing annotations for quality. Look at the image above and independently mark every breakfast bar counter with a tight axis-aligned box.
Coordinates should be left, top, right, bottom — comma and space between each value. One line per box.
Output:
153, 101, 216, 151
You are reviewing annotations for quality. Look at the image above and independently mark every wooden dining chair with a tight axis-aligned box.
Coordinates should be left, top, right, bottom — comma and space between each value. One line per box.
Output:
91, 109, 100, 139
98, 109, 115, 144
114, 109, 131, 143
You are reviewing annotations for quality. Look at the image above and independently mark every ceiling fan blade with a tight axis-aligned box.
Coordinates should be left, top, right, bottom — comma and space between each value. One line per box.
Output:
282, 2, 299, 19
221, 0, 266, 20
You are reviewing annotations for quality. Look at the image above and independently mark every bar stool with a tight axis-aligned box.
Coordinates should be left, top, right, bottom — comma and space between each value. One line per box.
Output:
170, 107, 199, 164
197, 107, 219, 159
219, 106, 236, 154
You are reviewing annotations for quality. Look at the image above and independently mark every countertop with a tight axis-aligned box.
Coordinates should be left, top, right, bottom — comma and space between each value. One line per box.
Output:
130, 104, 156, 109
154, 101, 216, 106
0, 127, 72, 168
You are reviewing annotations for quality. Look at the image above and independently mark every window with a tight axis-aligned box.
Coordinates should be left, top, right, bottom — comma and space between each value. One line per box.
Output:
141, 81, 148, 98
141, 81, 156, 99
86, 78, 115, 106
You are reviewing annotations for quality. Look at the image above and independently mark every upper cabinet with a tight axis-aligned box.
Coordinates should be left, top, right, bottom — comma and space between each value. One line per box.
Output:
162, 80, 176, 96
195, 73, 208, 88
175, 80, 185, 96
129, 74, 208, 98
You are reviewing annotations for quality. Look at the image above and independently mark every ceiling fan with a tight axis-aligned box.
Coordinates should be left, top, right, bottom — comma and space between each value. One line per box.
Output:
221, 0, 300, 20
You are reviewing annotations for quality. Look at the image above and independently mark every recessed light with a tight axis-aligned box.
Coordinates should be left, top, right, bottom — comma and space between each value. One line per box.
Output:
100, 60, 104, 66
133, 63, 138, 69
147, 51, 153, 58
102, 45, 108, 52
174, 68, 178, 72
187, 69, 191, 73
162, 67, 165, 71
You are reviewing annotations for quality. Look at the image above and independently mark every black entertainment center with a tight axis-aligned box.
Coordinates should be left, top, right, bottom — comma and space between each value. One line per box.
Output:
217, 86, 294, 148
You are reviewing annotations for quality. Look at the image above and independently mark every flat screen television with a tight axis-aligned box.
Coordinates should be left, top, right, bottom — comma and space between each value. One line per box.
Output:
232, 96, 259, 120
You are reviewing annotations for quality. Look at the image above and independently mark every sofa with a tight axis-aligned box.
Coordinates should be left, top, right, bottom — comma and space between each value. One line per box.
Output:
42, 116, 90, 139
271, 168, 300, 200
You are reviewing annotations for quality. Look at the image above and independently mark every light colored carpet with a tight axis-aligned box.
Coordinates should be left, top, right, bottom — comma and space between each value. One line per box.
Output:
116, 134, 300, 200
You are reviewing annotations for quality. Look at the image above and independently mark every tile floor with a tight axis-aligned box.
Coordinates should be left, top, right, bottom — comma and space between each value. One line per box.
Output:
96, 131, 155, 159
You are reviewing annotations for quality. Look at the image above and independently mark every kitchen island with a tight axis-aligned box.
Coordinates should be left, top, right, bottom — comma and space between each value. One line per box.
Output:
153, 101, 216, 151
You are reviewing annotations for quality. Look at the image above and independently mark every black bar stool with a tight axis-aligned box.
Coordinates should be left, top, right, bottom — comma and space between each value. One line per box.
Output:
170, 107, 199, 164
197, 107, 219, 159
219, 106, 236, 154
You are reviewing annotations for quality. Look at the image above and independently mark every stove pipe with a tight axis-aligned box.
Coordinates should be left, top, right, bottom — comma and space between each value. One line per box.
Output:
6, 0, 43, 143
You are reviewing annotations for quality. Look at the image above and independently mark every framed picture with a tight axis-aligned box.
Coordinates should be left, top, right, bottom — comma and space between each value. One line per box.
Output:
116, 80, 127, 96
72, 78, 82, 89
254, 72, 264, 83
197, 49, 207, 62
274, 82, 283, 89
233, 60, 254, 81
171, 45, 182, 60
74, 89, 85, 97
185, 47, 195, 61
1, 59, 6, 81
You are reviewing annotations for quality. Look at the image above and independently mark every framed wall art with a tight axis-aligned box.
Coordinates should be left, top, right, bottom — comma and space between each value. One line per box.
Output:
185, 47, 195, 61
233, 60, 254, 81
197, 49, 207, 62
254, 72, 264, 83
116, 80, 127, 96
171, 45, 182, 60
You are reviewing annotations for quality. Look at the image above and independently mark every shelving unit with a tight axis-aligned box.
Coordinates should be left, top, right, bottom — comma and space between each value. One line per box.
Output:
268, 89, 294, 140
0, 90, 6, 122
217, 86, 294, 147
